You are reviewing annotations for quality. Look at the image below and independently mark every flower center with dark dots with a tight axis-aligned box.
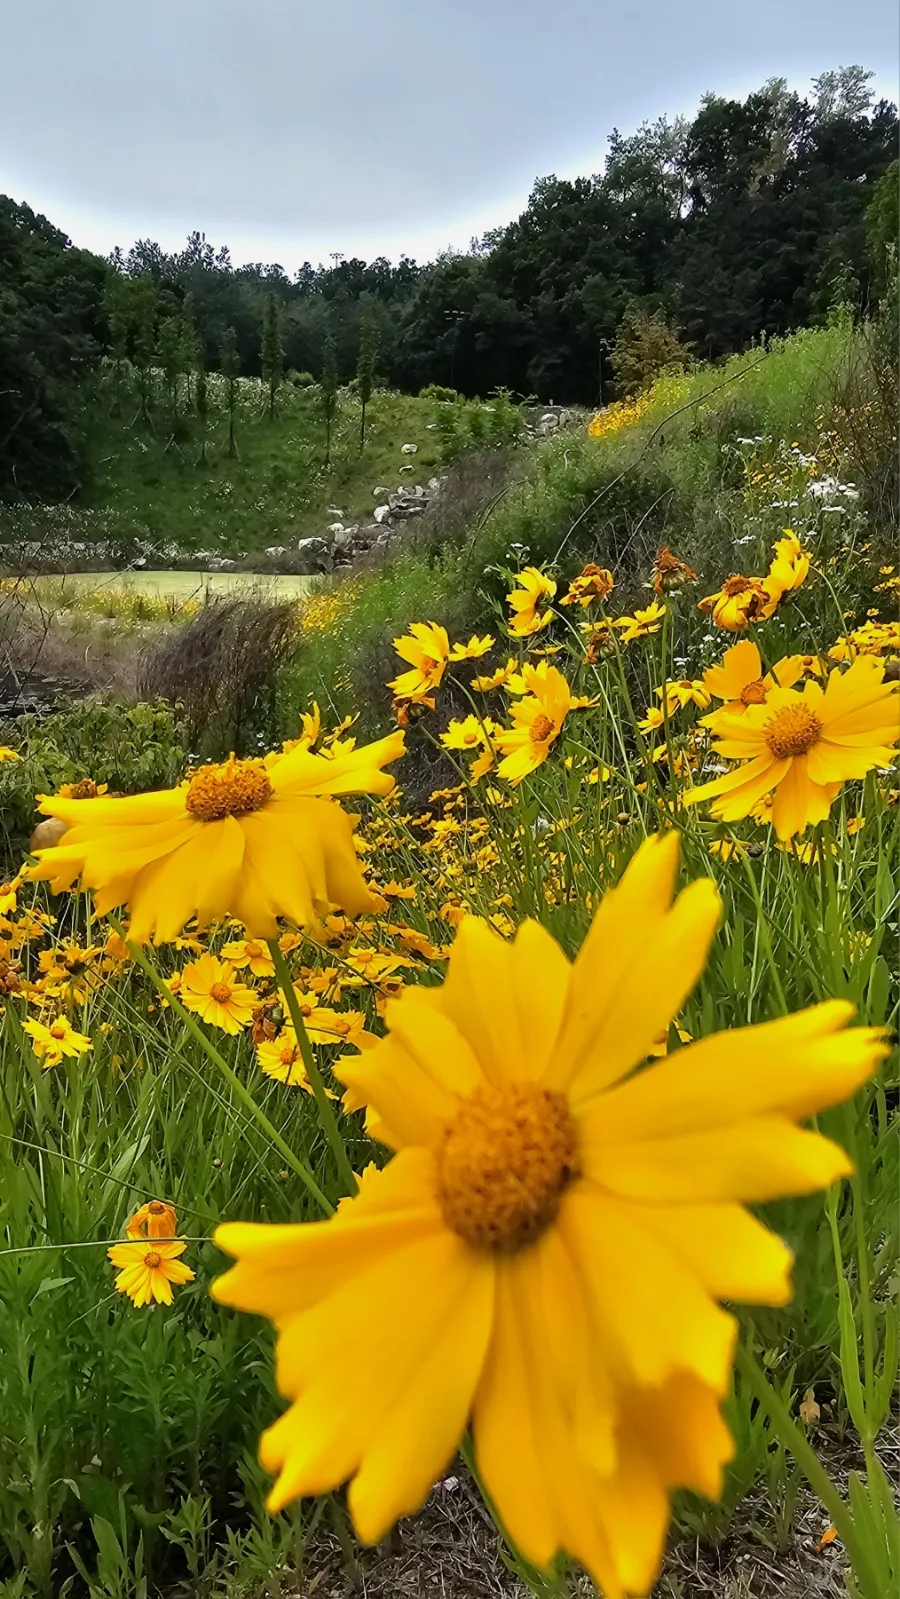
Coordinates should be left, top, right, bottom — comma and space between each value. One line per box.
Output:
740, 678, 769, 706
764, 704, 823, 759
531, 713, 555, 744
436, 1083, 579, 1253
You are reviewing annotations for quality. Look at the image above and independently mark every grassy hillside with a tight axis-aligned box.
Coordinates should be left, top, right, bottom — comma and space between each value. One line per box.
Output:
69, 376, 514, 557
280, 318, 896, 733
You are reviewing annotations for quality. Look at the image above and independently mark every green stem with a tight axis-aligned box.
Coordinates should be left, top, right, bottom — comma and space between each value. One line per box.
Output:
735, 1342, 881, 1597
267, 939, 358, 1197
109, 917, 333, 1216
738, 851, 788, 1013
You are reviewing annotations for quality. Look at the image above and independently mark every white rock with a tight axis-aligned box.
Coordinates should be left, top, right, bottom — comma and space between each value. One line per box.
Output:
265, 546, 286, 556
373, 486, 389, 498
326, 522, 345, 536
400, 443, 418, 454
399, 464, 415, 473
373, 505, 391, 524
325, 506, 344, 516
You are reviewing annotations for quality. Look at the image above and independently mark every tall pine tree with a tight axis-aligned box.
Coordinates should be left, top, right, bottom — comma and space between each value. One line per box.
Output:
220, 326, 240, 459
356, 313, 380, 449
260, 293, 283, 419
320, 332, 339, 466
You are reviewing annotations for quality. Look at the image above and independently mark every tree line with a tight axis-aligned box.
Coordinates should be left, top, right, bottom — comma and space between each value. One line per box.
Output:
1, 67, 896, 500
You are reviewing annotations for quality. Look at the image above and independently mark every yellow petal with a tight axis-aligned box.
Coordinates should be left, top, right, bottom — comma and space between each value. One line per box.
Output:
584, 1117, 853, 1203
560, 1185, 737, 1392
621, 1202, 793, 1305
434, 916, 570, 1084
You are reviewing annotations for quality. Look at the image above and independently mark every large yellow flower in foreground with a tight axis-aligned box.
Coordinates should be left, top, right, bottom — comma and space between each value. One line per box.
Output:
213, 834, 886, 1598
27, 735, 404, 944
686, 657, 899, 839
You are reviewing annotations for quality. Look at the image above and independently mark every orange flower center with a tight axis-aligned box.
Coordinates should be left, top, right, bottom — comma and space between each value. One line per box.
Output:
740, 678, 769, 706
436, 1083, 579, 1252
148, 1201, 166, 1215
764, 704, 823, 759
280, 1045, 301, 1066
531, 713, 555, 744
209, 982, 233, 1003
68, 778, 100, 799
420, 655, 439, 675
144, 1252, 162, 1269
49, 1022, 68, 1039
186, 758, 273, 822
722, 575, 751, 596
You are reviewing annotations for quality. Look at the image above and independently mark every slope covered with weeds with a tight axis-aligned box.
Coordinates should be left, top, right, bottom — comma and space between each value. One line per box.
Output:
281, 319, 894, 735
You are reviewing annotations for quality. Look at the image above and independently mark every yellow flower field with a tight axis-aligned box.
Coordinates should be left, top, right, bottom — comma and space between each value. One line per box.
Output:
0, 348, 898, 1599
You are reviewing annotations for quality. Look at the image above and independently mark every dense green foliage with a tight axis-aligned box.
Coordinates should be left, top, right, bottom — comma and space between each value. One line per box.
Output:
1, 70, 895, 508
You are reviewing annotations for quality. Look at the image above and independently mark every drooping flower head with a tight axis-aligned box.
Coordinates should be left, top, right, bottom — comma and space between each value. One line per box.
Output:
767, 531, 810, 597
506, 568, 557, 637
652, 546, 698, 596
560, 564, 614, 608
214, 834, 887, 1597
686, 657, 900, 839
27, 734, 404, 944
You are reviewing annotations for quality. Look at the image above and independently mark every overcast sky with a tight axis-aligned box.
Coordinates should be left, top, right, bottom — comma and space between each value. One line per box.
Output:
2, 0, 897, 271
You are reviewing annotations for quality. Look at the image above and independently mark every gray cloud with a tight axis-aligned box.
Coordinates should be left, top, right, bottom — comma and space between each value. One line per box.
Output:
2, 0, 897, 266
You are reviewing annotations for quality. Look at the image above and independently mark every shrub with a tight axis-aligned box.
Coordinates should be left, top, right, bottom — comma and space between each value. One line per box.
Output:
419, 383, 459, 402
0, 698, 186, 860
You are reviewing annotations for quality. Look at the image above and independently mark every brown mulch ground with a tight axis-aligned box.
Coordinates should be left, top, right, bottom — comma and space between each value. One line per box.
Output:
279, 1421, 899, 1599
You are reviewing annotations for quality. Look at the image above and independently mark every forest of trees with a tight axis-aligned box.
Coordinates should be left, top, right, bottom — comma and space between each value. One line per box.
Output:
1, 68, 897, 500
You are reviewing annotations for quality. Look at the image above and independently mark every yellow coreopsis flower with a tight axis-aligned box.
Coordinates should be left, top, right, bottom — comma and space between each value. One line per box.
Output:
560, 564, 614, 608
388, 623, 450, 703
0, 746, 20, 762
657, 680, 712, 714
440, 716, 498, 780
180, 954, 257, 1035
108, 1238, 194, 1308
220, 937, 277, 977
448, 634, 495, 661
767, 531, 810, 597
472, 658, 517, 692
685, 657, 900, 839
506, 567, 557, 637
495, 664, 574, 782
652, 546, 697, 596
701, 640, 809, 718
213, 834, 887, 1597
21, 1014, 93, 1068
27, 735, 404, 944
613, 601, 667, 642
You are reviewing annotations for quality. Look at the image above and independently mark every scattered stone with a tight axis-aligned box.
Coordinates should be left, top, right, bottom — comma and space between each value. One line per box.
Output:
400, 443, 418, 454
265, 546, 286, 557
373, 504, 391, 524
325, 506, 344, 517
295, 536, 334, 573
373, 486, 389, 498
326, 522, 345, 537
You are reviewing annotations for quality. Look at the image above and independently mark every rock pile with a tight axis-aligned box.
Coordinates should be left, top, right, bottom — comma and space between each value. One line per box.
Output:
292, 476, 446, 571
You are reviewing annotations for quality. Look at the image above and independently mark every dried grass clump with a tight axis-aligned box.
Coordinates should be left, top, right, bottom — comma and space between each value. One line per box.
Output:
139, 594, 297, 753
